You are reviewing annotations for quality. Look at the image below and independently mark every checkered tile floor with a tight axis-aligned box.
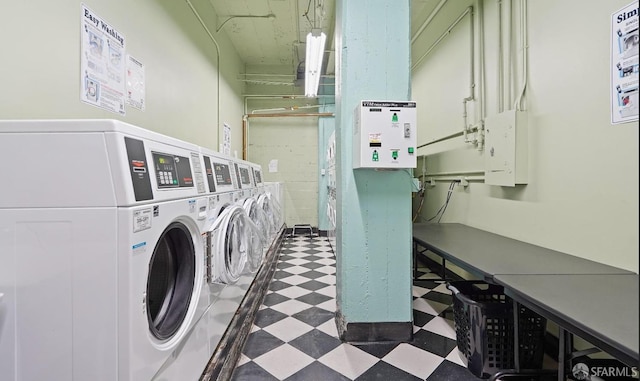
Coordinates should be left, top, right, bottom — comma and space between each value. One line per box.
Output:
230, 233, 483, 381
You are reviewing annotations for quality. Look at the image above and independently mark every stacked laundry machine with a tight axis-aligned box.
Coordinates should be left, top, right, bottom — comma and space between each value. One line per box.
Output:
0, 120, 283, 381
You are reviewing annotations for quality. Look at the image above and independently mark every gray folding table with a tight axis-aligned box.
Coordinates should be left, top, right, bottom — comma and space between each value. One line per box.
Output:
412, 223, 632, 280
412, 223, 638, 380
494, 274, 639, 371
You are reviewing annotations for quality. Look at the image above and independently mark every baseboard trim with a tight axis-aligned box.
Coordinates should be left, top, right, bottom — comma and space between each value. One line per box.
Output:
335, 312, 413, 343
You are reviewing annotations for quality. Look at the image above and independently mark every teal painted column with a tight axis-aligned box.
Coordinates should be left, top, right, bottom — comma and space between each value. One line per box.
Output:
335, 0, 413, 341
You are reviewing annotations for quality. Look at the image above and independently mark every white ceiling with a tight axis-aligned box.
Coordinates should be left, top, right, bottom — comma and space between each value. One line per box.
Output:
206, 0, 456, 95
208, 0, 335, 91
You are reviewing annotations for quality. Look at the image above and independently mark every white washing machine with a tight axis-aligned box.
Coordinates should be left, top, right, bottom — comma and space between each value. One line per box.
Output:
233, 159, 255, 197
0, 119, 211, 381
245, 161, 269, 247
242, 195, 269, 255
198, 149, 258, 355
200, 150, 249, 283
250, 162, 265, 196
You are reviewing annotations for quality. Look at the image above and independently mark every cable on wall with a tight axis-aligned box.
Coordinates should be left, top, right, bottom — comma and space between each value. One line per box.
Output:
426, 181, 457, 223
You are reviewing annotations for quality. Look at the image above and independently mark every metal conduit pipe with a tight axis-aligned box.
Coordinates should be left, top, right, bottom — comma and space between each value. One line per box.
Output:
477, 0, 486, 151
425, 170, 484, 176
514, 0, 528, 111
417, 125, 480, 148
412, 7, 474, 149
418, 131, 464, 148
424, 176, 485, 187
462, 6, 475, 143
245, 113, 334, 118
412, 7, 472, 70
505, 0, 512, 108
242, 112, 334, 158
243, 95, 311, 116
497, 0, 504, 113
411, 0, 449, 44
251, 105, 322, 114
185, 0, 222, 145
242, 92, 332, 158
427, 175, 485, 181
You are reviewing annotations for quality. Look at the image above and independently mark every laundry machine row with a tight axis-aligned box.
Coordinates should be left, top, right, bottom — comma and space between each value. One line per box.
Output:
0, 119, 278, 381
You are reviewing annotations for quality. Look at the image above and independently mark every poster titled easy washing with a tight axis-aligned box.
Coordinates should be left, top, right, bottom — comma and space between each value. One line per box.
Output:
611, 1, 639, 124
80, 4, 126, 115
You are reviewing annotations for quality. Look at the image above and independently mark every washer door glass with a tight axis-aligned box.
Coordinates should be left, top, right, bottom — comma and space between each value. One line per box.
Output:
208, 205, 249, 284
257, 194, 276, 236
244, 198, 268, 242
267, 192, 283, 230
243, 198, 267, 273
146, 222, 196, 341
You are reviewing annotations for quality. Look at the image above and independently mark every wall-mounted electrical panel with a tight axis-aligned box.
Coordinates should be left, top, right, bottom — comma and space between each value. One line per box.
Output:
353, 100, 417, 169
484, 110, 528, 186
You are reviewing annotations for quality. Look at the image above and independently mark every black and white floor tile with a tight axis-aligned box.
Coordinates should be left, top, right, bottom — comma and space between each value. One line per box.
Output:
230, 233, 484, 381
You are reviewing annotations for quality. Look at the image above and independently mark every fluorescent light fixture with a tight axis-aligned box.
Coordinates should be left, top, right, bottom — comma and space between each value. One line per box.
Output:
305, 29, 326, 97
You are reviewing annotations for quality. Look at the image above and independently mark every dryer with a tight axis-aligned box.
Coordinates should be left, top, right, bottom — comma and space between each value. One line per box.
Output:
0, 119, 210, 381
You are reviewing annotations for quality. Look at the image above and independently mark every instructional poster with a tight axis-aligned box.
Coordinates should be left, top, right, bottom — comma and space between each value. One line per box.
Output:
223, 123, 231, 156
126, 54, 145, 111
80, 4, 126, 115
611, 2, 639, 124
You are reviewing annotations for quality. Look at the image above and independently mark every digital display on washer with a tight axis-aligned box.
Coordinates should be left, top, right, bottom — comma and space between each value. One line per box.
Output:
239, 167, 252, 186
203, 156, 216, 193
213, 162, 233, 185
253, 168, 262, 184
233, 163, 242, 189
152, 152, 194, 189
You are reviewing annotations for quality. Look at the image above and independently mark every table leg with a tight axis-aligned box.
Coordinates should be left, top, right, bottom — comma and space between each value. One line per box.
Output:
514, 300, 521, 372
558, 328, 565, 381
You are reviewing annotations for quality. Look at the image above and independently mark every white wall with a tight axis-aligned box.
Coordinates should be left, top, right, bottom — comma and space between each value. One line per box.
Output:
0, 0, 245, 153
412, 0, 639, 272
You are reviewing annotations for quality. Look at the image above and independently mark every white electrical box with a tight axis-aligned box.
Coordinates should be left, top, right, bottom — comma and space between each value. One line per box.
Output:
484, 110, 528, 186
353, 100, 417, 169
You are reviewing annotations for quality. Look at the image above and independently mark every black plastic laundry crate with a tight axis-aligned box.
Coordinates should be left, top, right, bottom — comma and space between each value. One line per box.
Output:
446, 281, 546, 379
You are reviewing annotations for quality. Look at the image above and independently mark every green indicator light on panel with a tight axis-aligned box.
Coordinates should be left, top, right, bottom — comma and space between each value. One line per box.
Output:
408, 147, 414, 154
392, 113, 398, 122
392, 150, 398, 160
372, 150, 379, 161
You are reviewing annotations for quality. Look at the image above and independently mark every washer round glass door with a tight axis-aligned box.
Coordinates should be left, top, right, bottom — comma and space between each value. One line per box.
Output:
243, 197, 267, 272
244, 197, 268, 241
146, 221, 196, 341
208, 205, 249, 284
257, 194, 276, 236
